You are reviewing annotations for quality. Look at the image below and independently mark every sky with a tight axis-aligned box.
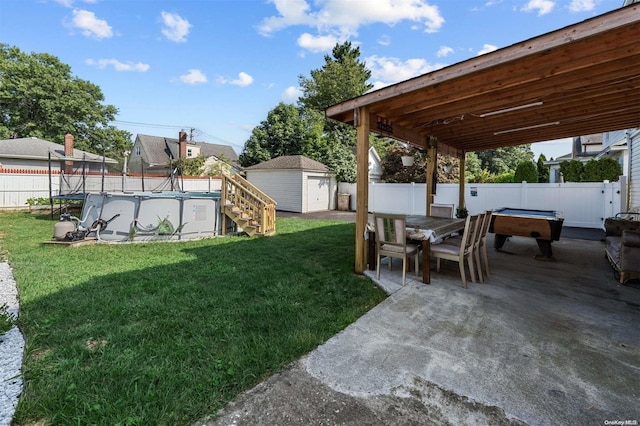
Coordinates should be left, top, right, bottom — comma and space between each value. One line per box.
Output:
0, 0, 625, 160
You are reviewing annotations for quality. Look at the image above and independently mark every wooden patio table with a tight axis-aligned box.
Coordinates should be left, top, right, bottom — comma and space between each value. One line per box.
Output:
368, 215, 465, 284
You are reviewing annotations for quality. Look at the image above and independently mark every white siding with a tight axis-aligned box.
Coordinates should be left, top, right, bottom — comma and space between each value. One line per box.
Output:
629, 129, 640, 209
246, 170, 303, 213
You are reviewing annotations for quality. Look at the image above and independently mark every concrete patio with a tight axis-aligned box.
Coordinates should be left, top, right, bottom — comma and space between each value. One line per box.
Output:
208, 229, 640, 425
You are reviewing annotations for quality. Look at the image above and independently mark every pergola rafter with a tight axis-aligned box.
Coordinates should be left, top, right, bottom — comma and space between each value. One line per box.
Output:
325, 4, 640, 275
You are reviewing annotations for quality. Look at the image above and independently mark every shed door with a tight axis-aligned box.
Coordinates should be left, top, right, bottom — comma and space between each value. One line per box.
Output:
307, 176, 331, 212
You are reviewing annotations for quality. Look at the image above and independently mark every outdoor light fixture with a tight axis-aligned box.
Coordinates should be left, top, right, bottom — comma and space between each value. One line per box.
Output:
480, 101, 544, 117
494, 121, 560, 135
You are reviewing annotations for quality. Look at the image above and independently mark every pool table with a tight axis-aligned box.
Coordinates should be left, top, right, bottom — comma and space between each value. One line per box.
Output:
489, 208, 564, 260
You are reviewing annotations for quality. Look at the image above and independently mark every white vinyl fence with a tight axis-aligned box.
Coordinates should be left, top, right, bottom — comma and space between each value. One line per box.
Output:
0, 172, 222, 210
338, 178, 627, 229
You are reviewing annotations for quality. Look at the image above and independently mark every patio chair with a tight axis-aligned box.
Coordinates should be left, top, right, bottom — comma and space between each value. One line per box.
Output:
430, 203, 455, 218
373, 213, 421, 286
430, 215, 478, 288
475, 210, 493, 280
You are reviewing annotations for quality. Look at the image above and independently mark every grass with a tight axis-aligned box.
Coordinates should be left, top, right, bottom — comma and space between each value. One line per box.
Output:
0, 212, 387, 425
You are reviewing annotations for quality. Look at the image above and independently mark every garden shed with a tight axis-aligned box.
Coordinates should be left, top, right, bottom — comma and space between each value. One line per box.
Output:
244, 155, 337, 213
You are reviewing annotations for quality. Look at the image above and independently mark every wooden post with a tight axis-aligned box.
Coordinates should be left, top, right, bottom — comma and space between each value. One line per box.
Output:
458, 152, 466, 210
221, 176, 227, 235
355, 107, 369, 274
426, 141, 437, 216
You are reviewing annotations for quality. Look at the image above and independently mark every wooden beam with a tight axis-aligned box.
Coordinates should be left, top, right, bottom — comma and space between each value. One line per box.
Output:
368, 113, 425, 148
325, 5, 639, 118
459, 153, 466, 211
355, 107, 370, 275
426, 141, 437, 216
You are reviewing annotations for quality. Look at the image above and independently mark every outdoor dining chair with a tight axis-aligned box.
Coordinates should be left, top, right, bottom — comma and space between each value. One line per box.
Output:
430, 203, 455, 218
373, 212, 421, 286
430, 215, 479, 288
475, 210, 493, 280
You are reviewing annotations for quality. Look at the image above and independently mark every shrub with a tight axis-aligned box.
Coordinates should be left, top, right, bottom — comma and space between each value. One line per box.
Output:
514, 161, 538, 183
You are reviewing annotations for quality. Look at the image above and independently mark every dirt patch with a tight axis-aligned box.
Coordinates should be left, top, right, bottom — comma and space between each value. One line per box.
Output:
202, 360, 526, 426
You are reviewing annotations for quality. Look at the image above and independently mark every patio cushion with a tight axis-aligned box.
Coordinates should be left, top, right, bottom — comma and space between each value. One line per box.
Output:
430, 243, 462, 255
381, 243, 420, 253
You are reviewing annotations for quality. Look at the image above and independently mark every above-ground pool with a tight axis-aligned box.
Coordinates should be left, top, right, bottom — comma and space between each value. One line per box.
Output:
80, 192, 222, 242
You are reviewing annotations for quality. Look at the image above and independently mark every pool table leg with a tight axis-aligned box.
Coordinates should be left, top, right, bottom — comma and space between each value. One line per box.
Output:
535, 239, 555, 260
494, 234, 509, 249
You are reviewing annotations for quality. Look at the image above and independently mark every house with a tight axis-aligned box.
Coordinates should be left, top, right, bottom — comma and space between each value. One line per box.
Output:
349, 146, 383, 182
0, 134, 117, 173
244, 155, 337, 213
544, 134, 605, 183
128, 131, 240, 176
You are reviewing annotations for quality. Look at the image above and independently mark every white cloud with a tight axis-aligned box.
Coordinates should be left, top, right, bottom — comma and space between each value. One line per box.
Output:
68, 9, 113, 39
259, 0, 445, 41
477, 44, 498, 55
218, 72, 254, 87
161, 11, 191, 42
54, 0, 97, 7
436, 46, 453, 57
521, 0, 555, 16
297, 33, 339, 52
180, 69, 207, 84
281, 86, 302, 103
86, 59, 150, 72
365, 55, 444, 88
567, 0, 595, 12
231, 72, 254, 87
378, 35, 391, 46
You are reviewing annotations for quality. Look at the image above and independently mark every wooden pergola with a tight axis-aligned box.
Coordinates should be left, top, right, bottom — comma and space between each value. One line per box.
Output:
325, 4, 640, 274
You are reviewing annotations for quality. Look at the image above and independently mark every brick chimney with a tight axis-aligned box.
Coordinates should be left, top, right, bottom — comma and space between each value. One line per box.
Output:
179, 130, 187, 159
64, 133, 74, 174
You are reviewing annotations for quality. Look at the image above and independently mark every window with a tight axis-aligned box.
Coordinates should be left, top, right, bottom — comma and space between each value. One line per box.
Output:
134, 146, 141, 156
187, 149, 193, 157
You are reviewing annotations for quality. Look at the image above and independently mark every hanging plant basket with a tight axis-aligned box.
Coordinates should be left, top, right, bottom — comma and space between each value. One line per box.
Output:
401, 155, 415, 167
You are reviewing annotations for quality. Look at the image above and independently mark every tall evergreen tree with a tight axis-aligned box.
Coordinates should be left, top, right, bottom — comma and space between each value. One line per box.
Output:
537, 154, 550, 182
298, 41, 373, 112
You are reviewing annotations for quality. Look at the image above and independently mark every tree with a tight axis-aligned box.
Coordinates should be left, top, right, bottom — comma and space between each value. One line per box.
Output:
239, 103, 322, 167
537, 154, 550, 183
514, 161, 538, 183
174, 156, 205, 176
583, 158, 622, 182
298, 41, 373, 111
380, 145, 428, 183
475, 145, 534, 175
241, 42, 373, 182
0, 44, 131, 159
559, 160, 584, 182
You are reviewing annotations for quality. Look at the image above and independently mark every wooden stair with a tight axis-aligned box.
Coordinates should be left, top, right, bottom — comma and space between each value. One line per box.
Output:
221, 174, 276, 236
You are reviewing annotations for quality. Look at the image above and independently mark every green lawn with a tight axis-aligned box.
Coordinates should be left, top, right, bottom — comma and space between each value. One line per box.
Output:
0, 212, 387, 425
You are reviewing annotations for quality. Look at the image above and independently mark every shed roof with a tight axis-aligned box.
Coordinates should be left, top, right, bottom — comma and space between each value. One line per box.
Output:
244, 155, 331, 172
0, 137, 117, 163
325, 4, 640, 156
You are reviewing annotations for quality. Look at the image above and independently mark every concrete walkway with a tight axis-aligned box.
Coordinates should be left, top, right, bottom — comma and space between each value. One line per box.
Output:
204, 214, 640, 426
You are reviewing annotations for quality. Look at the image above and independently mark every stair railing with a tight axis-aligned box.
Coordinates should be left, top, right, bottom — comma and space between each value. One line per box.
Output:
222, 174, 276, 235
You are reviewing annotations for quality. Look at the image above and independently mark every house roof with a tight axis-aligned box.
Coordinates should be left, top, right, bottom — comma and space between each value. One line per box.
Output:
325, 5, 640, 157
0, 137, 117, 164
135, 134, 240, 168
244, 155, 331, 172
